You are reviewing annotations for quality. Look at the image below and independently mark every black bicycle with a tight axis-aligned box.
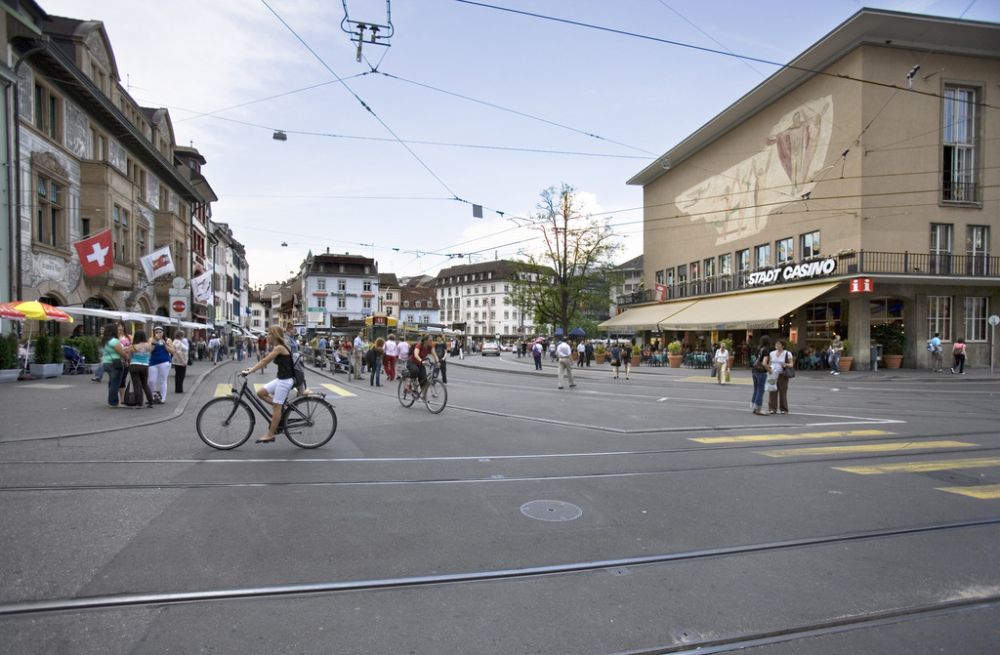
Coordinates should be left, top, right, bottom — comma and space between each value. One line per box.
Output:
397, 362, 447, 414
196, 372, 338, 449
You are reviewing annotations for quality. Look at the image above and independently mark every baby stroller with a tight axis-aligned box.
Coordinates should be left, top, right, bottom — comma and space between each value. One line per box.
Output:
63, 345, 87, 375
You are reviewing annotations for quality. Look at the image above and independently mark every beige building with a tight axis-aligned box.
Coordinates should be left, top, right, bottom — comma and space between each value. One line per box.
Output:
606, 9, 999, 369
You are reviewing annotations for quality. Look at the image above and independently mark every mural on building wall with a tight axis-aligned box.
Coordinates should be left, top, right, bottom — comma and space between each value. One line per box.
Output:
674, 95, 834, 246
108, 140, 127, 173
65, 101, 89, 159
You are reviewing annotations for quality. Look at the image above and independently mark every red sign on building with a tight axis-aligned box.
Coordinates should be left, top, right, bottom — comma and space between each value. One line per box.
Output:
849, 278, 874, 293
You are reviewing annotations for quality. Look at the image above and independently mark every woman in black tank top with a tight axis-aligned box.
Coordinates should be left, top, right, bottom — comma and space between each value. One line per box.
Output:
242, 326, 293, 443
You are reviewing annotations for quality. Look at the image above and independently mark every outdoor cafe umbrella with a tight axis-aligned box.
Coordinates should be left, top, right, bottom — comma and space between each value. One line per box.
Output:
10, 301, 73, 323
0, 302, 27, 320
568, 327, 587, 338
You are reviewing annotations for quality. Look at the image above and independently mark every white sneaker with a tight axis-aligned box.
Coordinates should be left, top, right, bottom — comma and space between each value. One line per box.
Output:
833, 371, 840, 375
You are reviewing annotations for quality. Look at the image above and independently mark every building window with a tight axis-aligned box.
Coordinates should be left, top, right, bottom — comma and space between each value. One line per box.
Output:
422, 314, 429, 323
754, 244, 770, 270
966, 225, 989, 275
317, 297, 326, 308
338, 279, 346, 292
337, 297, 346, 309
930, 223, 953, 274
113, 204, 130, 263
942, 84, 979, 203
927, 296, 952, 342
718, 253, 733, 290
34, 174, 66, 249
703, 257, 715, 293
33, 83, 62, 142
964, 297, 987, 342
776, 237, 793, 264
655, 270, 664, 285
363, 280, 372, 292
736, 249, 750, 275
363, 298, 372, 309
317, 278, 326, 291
677, 264, 688, 297
386, 292, 393, 300
689, 261, 700, 295
801, 231, 821, 259
805, 301, 843, 343
137, 228, 147, 258
81, 217, 91, 238
665, 267, 675, 297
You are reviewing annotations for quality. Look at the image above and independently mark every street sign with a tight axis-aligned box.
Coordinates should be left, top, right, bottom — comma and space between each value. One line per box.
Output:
988, 315, 999, 326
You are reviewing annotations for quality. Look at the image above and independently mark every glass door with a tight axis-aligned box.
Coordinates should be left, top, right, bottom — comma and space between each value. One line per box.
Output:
966, 225, 989, 275
929, 223, 953, 275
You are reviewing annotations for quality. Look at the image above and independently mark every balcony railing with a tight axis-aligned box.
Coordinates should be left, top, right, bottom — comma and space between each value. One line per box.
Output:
619, 251, 1000, 307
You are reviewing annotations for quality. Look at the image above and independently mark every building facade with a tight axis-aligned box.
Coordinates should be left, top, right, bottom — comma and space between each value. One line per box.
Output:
610, 9, 999, 369
398, 285, 441, 327
435, 260, 537, 338
300, 252, 378, 329
378, 272, 399, 317
610, 254, 643, 319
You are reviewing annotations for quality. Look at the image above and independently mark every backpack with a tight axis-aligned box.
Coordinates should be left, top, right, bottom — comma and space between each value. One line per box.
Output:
292, 351, 307, 388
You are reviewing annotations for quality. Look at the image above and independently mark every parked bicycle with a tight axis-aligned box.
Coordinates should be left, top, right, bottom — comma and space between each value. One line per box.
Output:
196, 372, 338, 449
397, 363, 447, 414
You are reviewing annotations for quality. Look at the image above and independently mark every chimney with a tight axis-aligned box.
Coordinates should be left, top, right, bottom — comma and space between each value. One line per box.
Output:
326, 247, 330, 254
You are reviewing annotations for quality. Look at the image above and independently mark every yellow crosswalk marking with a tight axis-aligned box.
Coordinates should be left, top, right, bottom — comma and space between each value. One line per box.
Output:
691, 429, 893, 444
758, 441, 977, 458
936, 484, 1000, 500
835, 457, 1000, 475
214, 383, 233, 397
682, 376, 751, 386
321, 382, 356, 398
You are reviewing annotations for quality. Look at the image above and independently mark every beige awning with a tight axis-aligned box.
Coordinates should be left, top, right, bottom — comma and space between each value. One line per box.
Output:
659, 282, 838, 331
598, 300, 696, 331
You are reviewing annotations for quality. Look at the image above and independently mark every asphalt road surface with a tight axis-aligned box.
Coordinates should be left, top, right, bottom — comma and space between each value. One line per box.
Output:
1, 356, 999, 654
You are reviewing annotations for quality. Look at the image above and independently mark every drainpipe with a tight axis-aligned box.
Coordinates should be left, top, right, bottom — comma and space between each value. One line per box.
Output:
11, 39, 48, 302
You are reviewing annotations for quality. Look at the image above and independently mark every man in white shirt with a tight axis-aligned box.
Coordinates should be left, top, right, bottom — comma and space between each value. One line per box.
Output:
352, 332, 364, 380
383, 333, 399, 381
576, 341, 586, 367
556, 337, 577, 389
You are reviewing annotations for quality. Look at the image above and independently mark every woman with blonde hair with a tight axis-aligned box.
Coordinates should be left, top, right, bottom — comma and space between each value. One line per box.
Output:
241, 326, 294, 444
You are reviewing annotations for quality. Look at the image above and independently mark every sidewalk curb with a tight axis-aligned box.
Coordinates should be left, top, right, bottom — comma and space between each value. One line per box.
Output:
0, 360, 228, 444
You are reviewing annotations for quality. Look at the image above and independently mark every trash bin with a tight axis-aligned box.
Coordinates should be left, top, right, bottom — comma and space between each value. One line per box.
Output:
870, 343, 883, 371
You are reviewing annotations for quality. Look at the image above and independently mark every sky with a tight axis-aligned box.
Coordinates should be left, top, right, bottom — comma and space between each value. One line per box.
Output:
41, 0, 1000, 287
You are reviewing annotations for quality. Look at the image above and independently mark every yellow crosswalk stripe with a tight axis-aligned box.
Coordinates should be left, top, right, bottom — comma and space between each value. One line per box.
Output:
682, 376, 751, 386
214, 383, 233, 397
321, 382, 356, 398
758, 440, 977, 458
935, 484, 1000, 500
691, 429, 893, 444
835, 457, 1000, 475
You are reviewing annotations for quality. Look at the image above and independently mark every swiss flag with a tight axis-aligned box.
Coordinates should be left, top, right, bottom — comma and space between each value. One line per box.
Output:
73, 229, 113, 277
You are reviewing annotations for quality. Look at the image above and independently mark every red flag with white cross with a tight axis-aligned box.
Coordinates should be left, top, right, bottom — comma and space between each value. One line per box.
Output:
73, 229, 113, 277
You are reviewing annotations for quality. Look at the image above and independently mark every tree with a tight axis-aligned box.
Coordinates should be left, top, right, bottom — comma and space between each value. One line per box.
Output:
509, 184, 621, 335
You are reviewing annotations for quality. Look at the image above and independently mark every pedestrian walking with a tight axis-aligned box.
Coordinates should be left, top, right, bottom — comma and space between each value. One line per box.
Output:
101, 321, 127, 407
750, 335, 771, 415
147, 325, 175, 404
127, 330, 155, 409
532, 340, 543, 370
610, 343, 622, 379
576, 341, 586, 367
352, 332, 364, 380
434, 336, 449, 384
556, 337, 576, 389
765, 338, 794, 414
208, 333, 221, 363
620, 342, 632, 380
172, 330, 189, 394
384, 333, 398, 381
714, 341, 730, 384
951, 337, 967, 374
928, 332, 944, 372
368, 337, 384, 386
584, 341, 593, 367
828, 334, 843, 375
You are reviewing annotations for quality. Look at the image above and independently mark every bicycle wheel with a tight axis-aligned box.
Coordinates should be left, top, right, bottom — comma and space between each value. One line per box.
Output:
398, 377, 415, 408
283, 396, 337, 448
196, 397, 255, 450
423, 378, 448, 414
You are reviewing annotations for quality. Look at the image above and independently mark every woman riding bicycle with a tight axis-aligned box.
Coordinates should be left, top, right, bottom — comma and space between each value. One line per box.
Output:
406, 335, 437, 395
241, 326, 294, 444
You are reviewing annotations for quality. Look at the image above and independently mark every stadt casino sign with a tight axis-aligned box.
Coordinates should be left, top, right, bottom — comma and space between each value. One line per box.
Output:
746, 258, 837, 288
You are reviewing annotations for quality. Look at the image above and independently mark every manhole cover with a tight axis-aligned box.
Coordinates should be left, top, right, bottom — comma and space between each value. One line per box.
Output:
520, 500, 583, 522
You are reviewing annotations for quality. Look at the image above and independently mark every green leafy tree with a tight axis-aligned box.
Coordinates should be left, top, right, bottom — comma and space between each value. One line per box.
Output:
509, 184, 621, 335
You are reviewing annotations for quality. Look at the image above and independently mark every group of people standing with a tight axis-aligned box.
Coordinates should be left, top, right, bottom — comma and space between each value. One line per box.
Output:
97, 321, 189, 408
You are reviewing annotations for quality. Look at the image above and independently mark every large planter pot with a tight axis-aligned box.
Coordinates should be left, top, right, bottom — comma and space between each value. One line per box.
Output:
33, 362, 64, 379
630, 355, 640, 367
838, 356, 853, 372
668, 353, 683, 368
883, 354, 903, 369
0, 368, 20, 383
595, 353, 606, 365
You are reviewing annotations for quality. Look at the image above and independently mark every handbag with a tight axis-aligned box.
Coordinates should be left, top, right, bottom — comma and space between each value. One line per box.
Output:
782, 366, 796, 379
123, 379, 141, 406
710, 366, 717, 377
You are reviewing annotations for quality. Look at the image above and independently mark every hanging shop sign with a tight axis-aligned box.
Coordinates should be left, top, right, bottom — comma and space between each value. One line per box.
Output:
746, 258, 837, 288
849, 277, 874, 293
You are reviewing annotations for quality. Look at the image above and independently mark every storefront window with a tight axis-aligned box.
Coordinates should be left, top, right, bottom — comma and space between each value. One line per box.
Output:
805, 301, 842, 344
964, 297, 987, 342
869, 297, 904, 323
927, 296, 952, 341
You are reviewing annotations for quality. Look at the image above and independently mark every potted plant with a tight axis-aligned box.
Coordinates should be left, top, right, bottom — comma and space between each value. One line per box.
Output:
595, 343, 606, 364
32, 333, 62, 378
630, 344, 641, 367
872, 323, 904, 368
667, 340, 683, 368
0, 332, 19, 382
838, 339, 853, 372
79, 336, 100, 374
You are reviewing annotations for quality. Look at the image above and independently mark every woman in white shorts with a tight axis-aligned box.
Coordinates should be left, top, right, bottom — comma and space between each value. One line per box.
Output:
241, 326, 294, 444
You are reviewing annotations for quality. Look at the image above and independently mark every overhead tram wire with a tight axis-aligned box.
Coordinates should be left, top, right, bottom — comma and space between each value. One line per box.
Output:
376, 72, 659, 157
453, 0, 1000, 111
260, 0, 491, 214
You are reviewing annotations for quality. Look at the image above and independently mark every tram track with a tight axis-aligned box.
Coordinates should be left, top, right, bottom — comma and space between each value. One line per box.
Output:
0, 516, 996, 618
